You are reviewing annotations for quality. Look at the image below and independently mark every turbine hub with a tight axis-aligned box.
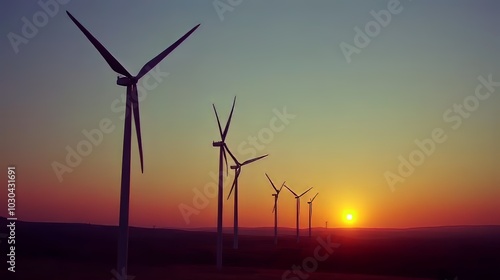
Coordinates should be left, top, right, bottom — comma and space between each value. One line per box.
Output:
117, 76, 137, 86
212, 141, 224, 147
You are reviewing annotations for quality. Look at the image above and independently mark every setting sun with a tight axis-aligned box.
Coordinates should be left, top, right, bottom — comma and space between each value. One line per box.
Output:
342, 209, 357, 226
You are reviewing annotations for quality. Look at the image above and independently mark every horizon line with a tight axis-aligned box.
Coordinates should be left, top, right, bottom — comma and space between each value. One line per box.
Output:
2, 217, 499, 231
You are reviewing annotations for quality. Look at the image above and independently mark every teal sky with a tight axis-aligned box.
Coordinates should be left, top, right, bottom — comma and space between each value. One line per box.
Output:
1, 0, 500, 229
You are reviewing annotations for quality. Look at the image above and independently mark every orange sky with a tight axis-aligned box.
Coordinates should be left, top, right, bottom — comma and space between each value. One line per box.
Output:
2, 1, 500, 229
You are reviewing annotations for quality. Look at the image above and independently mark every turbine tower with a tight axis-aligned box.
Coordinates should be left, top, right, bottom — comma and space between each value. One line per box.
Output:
284, 185, 313, 243
265, 173, 285, 245
225, 150, 268, 249
307, 193, 319, 238
212, 96, 236, 270
66, 11, 199, 277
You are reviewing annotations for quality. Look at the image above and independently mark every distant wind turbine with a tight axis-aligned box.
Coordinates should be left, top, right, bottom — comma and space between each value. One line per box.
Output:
284, 185, 313, 243
307, 193, 319, 238
225, 150, 268, 249
212, 96, 236, 270
265, 173, 285, 245
66, 11, 200, 277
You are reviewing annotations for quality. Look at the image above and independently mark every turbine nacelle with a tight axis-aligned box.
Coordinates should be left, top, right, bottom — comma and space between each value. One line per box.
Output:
212, 141, 224, 147
117, 76, 137, 86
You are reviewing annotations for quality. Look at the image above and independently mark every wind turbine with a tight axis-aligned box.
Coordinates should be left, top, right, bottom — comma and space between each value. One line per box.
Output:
265, 173, 285, 245
212, 96, 236, 270
66, 11, 200, 277
307, 193, 319, 238
225, 150, 268, 249
284, 185, 313, 243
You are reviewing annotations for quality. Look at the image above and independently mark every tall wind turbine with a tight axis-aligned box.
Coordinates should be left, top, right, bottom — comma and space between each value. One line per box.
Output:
212, 96, 236, 270
284, 185, 313, 243
225, 150, 268, 249
66, 11, 200, 277
265, 173, 285, 245
307, 193, 319, 238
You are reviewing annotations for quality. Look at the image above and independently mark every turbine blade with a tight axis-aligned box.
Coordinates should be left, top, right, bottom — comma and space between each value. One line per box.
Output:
283, 185, 298, 197
227, 175, 237, 200
265, 173, 278, 192
222, 96, 236, 141
224, 143, 240, 166
272, 201, 277, 213
223, 148, 228, 175
213, 105, 223, 138
241, 154, 268, 166
311, 192, 319, 202
66, 11, 131, 78
298, 187, 313, 198
131, 85, 144, 173
279, 181, 286, 192
136, 24, 200, 80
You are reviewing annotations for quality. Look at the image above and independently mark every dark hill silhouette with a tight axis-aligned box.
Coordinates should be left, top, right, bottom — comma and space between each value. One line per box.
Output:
1, 217, 499, 279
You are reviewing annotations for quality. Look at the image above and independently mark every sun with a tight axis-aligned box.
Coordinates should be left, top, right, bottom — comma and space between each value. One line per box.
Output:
341, 209, 356, 225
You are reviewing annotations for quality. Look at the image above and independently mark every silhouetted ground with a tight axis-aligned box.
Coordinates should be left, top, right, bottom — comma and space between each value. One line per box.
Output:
1, 217, 499, 279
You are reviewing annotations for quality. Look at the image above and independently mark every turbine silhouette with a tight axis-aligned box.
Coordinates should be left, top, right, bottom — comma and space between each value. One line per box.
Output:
225, 150, 268, 249
307, 193, 319, 238
265, 173, 285, 245
66, 11, 200, 276
284, 185, 313, 243
212, 96, 236, 270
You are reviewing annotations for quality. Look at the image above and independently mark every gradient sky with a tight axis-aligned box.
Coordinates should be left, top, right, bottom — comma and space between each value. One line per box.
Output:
1, 0, 500, 229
